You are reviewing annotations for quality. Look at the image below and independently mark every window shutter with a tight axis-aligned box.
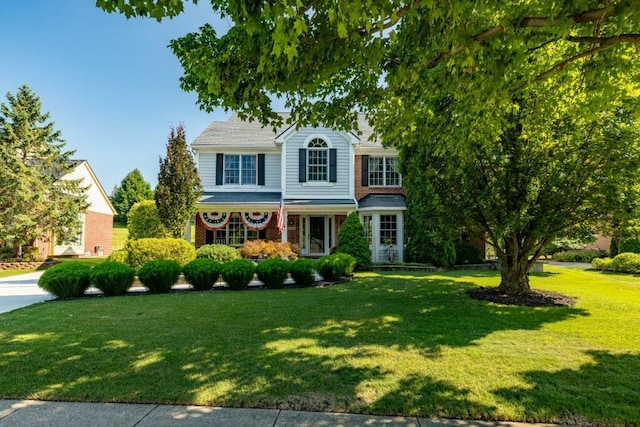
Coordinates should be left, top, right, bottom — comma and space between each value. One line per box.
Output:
361, 155, 369, 186
329, 148, 337, 183
298, 148, 307, 182
216, 154, 224, 185
258, 154, 265, 186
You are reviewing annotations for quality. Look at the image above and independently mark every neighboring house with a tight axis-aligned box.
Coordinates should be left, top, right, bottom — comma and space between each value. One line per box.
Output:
34, 160, 116, 257
191, 113, 406, 262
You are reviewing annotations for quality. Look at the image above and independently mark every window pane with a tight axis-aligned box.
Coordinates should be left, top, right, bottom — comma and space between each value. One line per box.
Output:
363, 215, 373, 244
308, 149, 327, 181
241, 155, 257, 185
224, 155, 240, 184
379, 215, 397, 245
369, 157, 384, 186
228, 214, 244, 246
385, 158, 401, 186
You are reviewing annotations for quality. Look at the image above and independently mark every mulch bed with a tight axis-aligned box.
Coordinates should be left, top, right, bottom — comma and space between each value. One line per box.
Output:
467, 286, 576, 307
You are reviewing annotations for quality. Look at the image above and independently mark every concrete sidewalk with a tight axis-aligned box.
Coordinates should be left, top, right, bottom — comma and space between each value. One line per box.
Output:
0, 271, 50, 314
0, 400, 560, 427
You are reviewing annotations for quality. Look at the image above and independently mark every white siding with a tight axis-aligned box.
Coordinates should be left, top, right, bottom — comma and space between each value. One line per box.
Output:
199, 153, 217, 190
265, 154, 281, 188
60, 162, 113, 215
198, 151, 281, 191
284, 127, 352, 198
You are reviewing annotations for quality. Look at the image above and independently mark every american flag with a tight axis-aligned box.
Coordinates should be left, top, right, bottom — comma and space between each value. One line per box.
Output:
277, 195, 284, 234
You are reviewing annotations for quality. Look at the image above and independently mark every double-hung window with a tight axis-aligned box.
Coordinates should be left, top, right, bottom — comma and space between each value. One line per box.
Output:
307, 139, 328, 182
224, 154, 257, 185
379, 215, 398, 245
368, 157, 401, 187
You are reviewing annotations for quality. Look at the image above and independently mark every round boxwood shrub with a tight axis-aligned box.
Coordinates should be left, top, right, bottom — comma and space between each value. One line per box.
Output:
610, 252, 640, 273
221, 259, 255, 290
137, 259, 182, 293
89, 262, 136, 296
289, 258, 316, 286
106, 249, 128, 264
38, 262, 91, 299
125, 238, 196, 268
591, 257, 612, 271
317, 253, 356, 281
196, 244, 241, 263
183, 258, 223, 290
256, 258, 291, 288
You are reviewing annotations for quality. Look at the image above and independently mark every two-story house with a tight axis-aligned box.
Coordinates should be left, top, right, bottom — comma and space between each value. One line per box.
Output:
191, 113, 406, 262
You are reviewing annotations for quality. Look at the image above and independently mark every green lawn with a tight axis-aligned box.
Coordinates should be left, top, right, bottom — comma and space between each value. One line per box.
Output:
112, 222, 128, 251
0, 266, 638, 424
0, 269, 36, 278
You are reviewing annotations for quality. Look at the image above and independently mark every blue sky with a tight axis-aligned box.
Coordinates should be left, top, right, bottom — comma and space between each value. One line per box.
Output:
0, 1, 235, 193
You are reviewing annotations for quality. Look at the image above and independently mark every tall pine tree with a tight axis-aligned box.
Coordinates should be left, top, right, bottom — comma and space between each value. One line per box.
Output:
110, 168, 154, 223
0, 85, 88, 257
155, 124, 202, 238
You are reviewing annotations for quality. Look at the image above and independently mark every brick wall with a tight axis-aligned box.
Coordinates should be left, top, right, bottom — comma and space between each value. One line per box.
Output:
195, 214, 207, 248
287, 215, 300, 246
84, 211, 114, 256
194, 211, 283, 249
354, 155, 407, 200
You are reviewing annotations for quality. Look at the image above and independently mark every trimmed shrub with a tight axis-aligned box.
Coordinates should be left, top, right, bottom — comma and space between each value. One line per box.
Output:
107, 249, 128, 264
317, 253, 356, 281
238, 240, 298, 260
38, 262, 91, 299
256, 258, 291, 288
591, 257, 612, 271
183, 258, 223, 291
336, 212, 372, 271
127, 200, 170, 239
137, 259, 182, 293
196, 244, 241, 263
553, 249, 607, 263
610, 252, 640, 273
618, 238, 640, 254
125, 238, 196, 268
289, 258, 316, 286
221, 259, 255, 290
454, 241, 484, 264
89, 262, 136, 296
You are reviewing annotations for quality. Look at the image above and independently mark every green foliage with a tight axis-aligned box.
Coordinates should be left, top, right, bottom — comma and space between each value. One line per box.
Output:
610, 253, 640, 274
289, 258, 316, 286
196, 244, 241, 263
38, 262, 91, 299
0, 85, 88, 256
22, 247, 41, 262
591, 257, 613, 271
155, 125, 202, 238
544, 235, 598, 257
89, 262, 135, 297
610, 238, 619, 258
110, 169, 154, 224
553, 249, 607, 263
336, 212, 372, 271
255, 258, 290, 288
137, 259, 182, 293
127, 200, 169, 240
182, 258, 222, 290
316, 253, 356, 281
454, 241, 484, 265
106, 249, 128, 264
221, 259, 255, 290
406, 229, 456, 268
124, 238, 196, 268
618, 238, 640, 254
238, 240, 298, 260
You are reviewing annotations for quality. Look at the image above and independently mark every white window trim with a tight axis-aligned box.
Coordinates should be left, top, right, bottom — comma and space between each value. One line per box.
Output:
224, 154, 258, 186
368, 156, 402, 188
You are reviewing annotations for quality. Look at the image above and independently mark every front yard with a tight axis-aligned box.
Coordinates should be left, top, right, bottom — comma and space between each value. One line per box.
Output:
0, 266, 638, 425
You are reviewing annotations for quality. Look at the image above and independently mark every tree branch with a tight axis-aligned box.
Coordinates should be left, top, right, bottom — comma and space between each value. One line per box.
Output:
566, 34, 640, 45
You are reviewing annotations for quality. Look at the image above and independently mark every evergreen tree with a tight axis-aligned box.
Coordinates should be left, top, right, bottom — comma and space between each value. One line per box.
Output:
155, 124, 202, 238
336, 211, 372, 271
110, 168, 154, 223
0, 85, 87, 257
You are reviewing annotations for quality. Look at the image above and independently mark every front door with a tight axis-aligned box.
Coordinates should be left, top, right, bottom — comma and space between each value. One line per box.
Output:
309, 216, 326, 255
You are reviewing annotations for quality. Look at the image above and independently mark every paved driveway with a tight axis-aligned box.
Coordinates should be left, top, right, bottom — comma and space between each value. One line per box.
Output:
0, 271, 51, 314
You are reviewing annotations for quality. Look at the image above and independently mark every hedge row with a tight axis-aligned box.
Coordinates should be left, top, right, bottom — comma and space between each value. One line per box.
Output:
553, 249, 608, 263
592, 252, 640, 273
38, 252, 356, 299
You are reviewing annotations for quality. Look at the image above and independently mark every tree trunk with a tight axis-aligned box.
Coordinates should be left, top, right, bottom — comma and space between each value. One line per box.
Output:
498, 259, 531, 295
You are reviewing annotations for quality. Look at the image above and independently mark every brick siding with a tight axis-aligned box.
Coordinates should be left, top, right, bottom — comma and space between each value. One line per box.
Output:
84, 211, 114, 256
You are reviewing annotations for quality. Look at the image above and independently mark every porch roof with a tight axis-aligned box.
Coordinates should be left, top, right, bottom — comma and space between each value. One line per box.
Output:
358, 194, 406, 210
284, 198, 356, 207
199, 192, 281, 205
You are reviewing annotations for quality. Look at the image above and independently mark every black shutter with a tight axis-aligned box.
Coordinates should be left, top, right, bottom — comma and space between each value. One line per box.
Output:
361, 155, 369, 186
216, 153, 224, 185
298, 148, 307, 182
329, 148, 337, 183
258, 154, 265, 185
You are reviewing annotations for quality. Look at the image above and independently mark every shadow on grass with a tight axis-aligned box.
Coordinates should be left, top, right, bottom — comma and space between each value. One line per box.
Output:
0, 271, 591, 420
493, 351, 640, 425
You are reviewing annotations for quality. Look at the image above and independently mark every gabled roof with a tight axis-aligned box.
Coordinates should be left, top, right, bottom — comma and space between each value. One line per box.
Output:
192, 112, 382, 148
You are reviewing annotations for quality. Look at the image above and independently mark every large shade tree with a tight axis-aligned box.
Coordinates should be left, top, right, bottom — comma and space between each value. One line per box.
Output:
98, 1, 640, 293
0, 85, 88, 257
